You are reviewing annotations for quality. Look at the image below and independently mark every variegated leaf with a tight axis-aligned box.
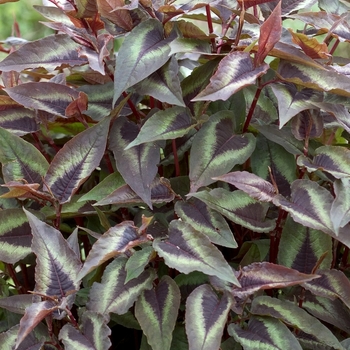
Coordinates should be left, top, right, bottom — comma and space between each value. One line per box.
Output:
174, 198, 237, 248
0, 34, 87, 72
228, 316, 302, 350
192, 52, 269, 102
189, 113, 256, 193
113, 19, 172, 104
331, 178, 350, 234
87, 256, 156, 315
59, 311, 111, 350
186, 284, 232, 350
77, 221, 149, 280
109, 116, 159, 208
0, 294, 33, 315
135, 276, 181, 350
76, 0, 98, 17
0, 209, 32, 264
24, 209, 82, 303
125, 107, 194, 149
251, 296, 343, 349
0, 127, 49, 184
44, 117, 110, 204
153, 220, 239, 286
192, 188, 276, 233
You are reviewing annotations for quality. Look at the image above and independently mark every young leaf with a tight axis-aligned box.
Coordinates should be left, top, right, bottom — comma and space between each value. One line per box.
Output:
125, 107, 194, 149
192, 188, 276, 233
24, 209, 82, 303
109, 116, 159, 208
59, 311, 111, 350
5, 82, 80, 118
175, 198, 237, 248
77, 221, 148, 280
251, 296, 343, 349
44, 116, 110, 204
228, 316, 303, 350
97, 0, 133, 31
255, 1, 282, 66
186, 284, 232, 350
0, 34, 88, 72
233, 262, 319, 299
113, 19, 172, 104
192, 52, 269, 101
0, 209, 32, 264
189, 113, 256, 192
153, 220, 240, 286
213, 171, 276, 202
0, 127, 49, 184
135, 276, 181, 350
87, 256, 156, 315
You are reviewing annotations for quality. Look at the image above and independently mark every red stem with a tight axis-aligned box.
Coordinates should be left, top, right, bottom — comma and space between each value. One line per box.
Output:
243, 82, 262, 133
206, 5, 216, 52
329, 38, 340, 55
122, 92, 141, 122
6, 263, 25, 294
172, 139, 180, 177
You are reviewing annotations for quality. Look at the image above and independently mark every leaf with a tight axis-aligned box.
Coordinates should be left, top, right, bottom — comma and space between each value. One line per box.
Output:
132, 57, 185, 106
77, 221, 149, 280
76, 0, 98, 17
0, 209, 32, 264
0, 34, 87, 72
255, 1, 282, 66
297, 146, 350, 179
0, 127, 49, 184
185, 284, 232, 350
153, 220, 240, 286
237, 0, 276, 10
291, 110, 323, 140
109, 116, 159, 208
175, 198, 237, 248
228, 316, 303, 350
113, 19, 172, 104
189, 113, 256, 192
263, 0, 318, 15
192, 52, 269, 101
5, 82, 80, 118
0, 294, 33, 315
59, 311, 111, 350
192, 188, 276, 233
331, 179, 350, 234
87, 256, 156, 315
135, 276, 181, 350
233, 262, 319, 299
251, 296, 343, 350
16, 301, 58, 349
278, 216, 332, 273
44, 117, 110, 204
213, 171, 277, 202
125, 107, 194, 149
97, 0, 133, 30
24, 209, 82, 302
125, 246, 155, 283
302, 269, 350, 310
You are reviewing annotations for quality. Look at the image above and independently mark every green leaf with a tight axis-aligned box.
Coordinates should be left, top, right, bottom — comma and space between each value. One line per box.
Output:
153, 220, 240, 286
192, 188, 276, 233
186, 284, 232, 350
132, 56, 185, 106
0, 34, 87, 72
0, 126, 49, 184
113, 19, 172, 104
135, 276, 181, 350
109, 116, 160, 208
87, 256, 156, 315
189, 112, 256, 192
192, 52, 269, 102
77, 221, 149, 280
44, 117, 110, 204
59, 311, 111, 350
298, 145, 350, 179
125, 246, 155, 283
125, 107, 194, 149
278, 216, 332, 273
251, 296, 343, 350
175, 198, 237, 248
0, 209, 32, 264
228, 316, 303, 350
24, 209, 82, 303
331, 178, 350, 234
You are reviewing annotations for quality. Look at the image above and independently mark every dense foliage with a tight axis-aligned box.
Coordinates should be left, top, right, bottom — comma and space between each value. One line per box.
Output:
0, 0, 350, 349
